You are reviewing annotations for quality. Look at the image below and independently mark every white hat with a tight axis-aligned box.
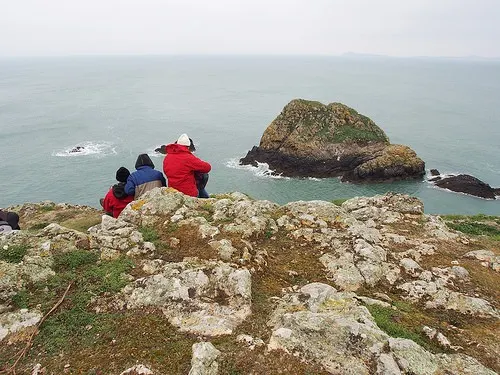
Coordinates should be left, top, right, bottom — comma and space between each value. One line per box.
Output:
177, 133, 190, 146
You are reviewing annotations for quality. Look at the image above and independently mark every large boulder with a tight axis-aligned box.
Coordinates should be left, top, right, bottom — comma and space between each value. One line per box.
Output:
240, 99, 425, 182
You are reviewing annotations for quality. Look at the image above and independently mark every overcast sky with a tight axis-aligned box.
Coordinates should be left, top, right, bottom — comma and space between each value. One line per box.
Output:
1, 0, 499, 57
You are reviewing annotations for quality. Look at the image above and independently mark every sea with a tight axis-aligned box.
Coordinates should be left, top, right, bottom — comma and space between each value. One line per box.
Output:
0, 55, 499, 215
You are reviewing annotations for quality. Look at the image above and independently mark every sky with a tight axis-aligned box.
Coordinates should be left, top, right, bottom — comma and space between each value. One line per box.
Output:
1, 0, 499, 57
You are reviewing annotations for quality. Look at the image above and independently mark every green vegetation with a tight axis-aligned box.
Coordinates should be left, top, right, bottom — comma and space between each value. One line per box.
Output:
53, 250, 99, 270
199, 202, 215, 222
139, 226, 159, 243
366, 304, 431, 350
12, 289, 29, 309
25, 250, 135, 352
0, 244, 29, 263
441, 214, 500, 240
440, 214, 500, 223
30, 222, 50, 230
332, 124, 388, 143
60, 215, 102, 233
332, 198, 348, 206
40, 205, 56, 212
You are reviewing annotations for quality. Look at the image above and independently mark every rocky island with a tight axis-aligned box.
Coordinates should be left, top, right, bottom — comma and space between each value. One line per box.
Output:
240, 99, 425, 182
1, 189, 499, 374
429, 170, 500, 200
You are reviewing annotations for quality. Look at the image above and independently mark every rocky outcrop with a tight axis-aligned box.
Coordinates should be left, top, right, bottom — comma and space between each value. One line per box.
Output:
0, 190, 498, 374
111, 259, 252, 336
240, 99, 425, 182
267, 283, 495, 375
429, 171, 499, 199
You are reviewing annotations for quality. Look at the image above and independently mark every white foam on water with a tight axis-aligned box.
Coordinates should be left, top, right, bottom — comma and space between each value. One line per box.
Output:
225, 158, 290, 179
53, 141, 117, 158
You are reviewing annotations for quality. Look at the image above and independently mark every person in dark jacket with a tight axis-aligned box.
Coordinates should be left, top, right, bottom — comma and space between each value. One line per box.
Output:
163, 134, 211, 197
101, 167, 135, 218
0, 210, 20, 233
125, 154, 166, 199
187, 139, 210, 198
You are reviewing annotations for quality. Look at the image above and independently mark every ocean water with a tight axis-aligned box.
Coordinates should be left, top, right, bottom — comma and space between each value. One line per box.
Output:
0, 55, 499, 215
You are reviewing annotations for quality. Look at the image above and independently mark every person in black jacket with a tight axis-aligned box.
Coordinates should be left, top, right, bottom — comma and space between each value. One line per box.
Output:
0, 210, 20, 233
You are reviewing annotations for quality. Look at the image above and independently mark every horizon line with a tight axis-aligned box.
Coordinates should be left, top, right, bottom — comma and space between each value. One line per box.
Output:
0, 52, 499, 60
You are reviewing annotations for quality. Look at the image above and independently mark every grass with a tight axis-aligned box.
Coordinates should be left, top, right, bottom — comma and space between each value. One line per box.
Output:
30, 222, 50, 230
139, 226, 159, 243
446, 222, 500, 239
366, 304, 433, 350
0, 244, 29, 263
39, 205, 55, 212
60, 214, 102, 233
26, 251, 135, 353
441, 214, 500, 224
332, 198, 348, 206
11, 289, 30, 309
53, 250, 99, 270
441, 214, 500, 240
332, 124, 388, 144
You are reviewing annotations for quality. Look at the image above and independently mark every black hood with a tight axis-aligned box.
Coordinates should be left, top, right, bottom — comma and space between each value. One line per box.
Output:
112, 182, 128, 199
0, 210, 20, 230
135, 154, 155, 169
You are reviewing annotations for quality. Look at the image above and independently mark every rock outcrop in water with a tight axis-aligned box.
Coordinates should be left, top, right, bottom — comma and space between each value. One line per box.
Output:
429, 171, 500, 199
240, 99, 425, 182
1, 189, 499, 374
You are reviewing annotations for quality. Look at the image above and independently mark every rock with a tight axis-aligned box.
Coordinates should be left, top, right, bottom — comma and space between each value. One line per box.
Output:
208, 239, 238, 261
463, 250, 496, 261
31, 363, 45, 375
320, 253, 364, 291
240, 99, 425, 182
400, 258, 422, 276
267, 283, 495, 375
116, 260, 252, 336
463, 250, 499, 272
433, 174, 498, 199
450, 266, 469, 280
376, 353, 402, 375
0, 309, 42, 341
236, 334, 265, 349
69, 146, 85, 153
119, 364, 154, 374
188, 342, 220, 375
89, 215, 154, 259
355, 296, 391, 308
430, 169, 440, 176
398, 280, 499, 318
154, 145, 167, 154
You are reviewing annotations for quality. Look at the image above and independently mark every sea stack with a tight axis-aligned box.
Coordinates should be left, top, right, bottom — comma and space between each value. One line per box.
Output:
240, 99, 425, 182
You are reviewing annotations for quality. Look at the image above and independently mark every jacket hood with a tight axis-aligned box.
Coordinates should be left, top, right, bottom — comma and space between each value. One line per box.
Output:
112, 182, 128, 199
166, 143, 191, 154
135, 154, 155, 169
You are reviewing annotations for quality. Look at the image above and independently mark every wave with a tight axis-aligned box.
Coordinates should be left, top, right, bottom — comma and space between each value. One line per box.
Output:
53, 141, 117, 158
225, 158, 290, 179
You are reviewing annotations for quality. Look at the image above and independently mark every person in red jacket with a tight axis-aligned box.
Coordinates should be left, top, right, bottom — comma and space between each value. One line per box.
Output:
163, 134, 211, 197
101, 167, 135, 218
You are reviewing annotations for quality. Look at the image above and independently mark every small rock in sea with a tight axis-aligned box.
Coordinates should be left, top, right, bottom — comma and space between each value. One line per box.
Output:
69, 146, 84, 153
155, 145, 167, 154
